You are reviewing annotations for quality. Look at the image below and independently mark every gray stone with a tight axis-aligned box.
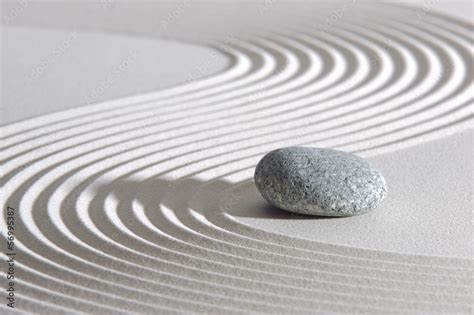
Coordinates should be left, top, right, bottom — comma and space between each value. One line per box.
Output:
254, 147, 387, 216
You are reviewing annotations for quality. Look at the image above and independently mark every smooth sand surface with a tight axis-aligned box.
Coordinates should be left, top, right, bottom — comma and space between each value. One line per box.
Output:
1, 27, 228, 124
1, 1, 472, 313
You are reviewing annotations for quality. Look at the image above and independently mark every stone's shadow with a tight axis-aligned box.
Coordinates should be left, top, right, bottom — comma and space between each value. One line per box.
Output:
104, 176, 335, 221
255, 203, 339, 220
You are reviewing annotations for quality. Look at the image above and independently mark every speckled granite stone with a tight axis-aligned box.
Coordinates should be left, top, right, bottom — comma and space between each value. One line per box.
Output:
254, 147, 387, 216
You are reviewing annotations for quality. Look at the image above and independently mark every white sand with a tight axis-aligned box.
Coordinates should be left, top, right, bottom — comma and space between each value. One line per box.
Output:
1, 1, 472, 313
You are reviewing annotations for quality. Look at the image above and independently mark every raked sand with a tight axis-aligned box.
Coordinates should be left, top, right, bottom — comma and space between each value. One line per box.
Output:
1, 2, 473, 313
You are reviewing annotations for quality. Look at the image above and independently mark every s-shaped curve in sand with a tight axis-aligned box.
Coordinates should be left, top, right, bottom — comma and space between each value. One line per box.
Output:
1, 2, 473, 313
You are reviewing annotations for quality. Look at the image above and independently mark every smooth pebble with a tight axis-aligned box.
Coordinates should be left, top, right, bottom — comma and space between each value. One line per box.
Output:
254, 147, 387, 216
